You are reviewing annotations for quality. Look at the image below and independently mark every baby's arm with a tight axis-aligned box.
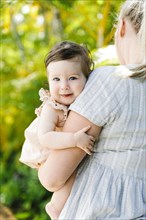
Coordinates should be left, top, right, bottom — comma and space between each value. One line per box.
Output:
38, 102, 95, 155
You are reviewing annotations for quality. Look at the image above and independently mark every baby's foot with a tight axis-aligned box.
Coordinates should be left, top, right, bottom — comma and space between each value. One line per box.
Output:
45, 202, 60, 220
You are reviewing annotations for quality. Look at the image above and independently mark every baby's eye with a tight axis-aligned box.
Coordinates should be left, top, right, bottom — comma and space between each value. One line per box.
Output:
53, 77, 60, 81
69, 76, 78, 80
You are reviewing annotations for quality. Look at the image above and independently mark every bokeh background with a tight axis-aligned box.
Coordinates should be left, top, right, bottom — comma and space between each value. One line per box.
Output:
1, 0, 124, 219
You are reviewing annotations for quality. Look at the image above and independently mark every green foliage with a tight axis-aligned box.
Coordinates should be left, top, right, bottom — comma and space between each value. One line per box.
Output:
1, 74, 51, 219
1, 0, 124, 219
0, 154, 51, 220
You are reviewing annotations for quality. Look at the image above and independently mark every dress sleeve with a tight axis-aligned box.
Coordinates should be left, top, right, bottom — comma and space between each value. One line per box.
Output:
69, 66, 126, 127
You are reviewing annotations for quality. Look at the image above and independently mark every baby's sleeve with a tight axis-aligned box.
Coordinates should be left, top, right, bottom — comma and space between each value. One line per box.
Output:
69, 66, 126, 127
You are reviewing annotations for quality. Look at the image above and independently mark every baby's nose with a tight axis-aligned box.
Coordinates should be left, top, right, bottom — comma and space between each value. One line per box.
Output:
60, 81, 69, 90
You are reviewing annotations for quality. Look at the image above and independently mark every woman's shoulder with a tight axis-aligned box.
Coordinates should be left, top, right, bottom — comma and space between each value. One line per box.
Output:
89, 65, 123, 85
91, 65, 118, 79
94, 65, 117, 73
91, 65, 139, 81
87, 65, 128, 99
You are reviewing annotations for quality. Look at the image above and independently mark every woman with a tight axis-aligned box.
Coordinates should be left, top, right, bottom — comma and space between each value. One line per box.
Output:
38, 0, 146, 219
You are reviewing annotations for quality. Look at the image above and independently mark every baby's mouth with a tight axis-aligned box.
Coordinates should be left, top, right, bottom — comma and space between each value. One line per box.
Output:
60, 94, 73, 98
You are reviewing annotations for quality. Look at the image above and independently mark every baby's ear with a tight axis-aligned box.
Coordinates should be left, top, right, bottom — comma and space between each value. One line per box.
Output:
120, 19, 126, 37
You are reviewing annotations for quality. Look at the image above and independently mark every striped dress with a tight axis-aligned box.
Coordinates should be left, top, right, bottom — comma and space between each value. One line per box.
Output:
59, 66, 146, 219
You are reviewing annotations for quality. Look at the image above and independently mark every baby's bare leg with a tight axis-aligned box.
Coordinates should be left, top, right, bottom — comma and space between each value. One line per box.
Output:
38, 148, 85, 192
46, 171, 76, 220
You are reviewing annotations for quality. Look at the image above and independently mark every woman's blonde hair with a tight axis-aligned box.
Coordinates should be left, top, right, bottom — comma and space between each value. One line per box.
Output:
119, 0, 146, 80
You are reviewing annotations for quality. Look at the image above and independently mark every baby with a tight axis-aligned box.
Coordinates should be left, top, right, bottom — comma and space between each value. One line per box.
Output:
20, 41, 95, 219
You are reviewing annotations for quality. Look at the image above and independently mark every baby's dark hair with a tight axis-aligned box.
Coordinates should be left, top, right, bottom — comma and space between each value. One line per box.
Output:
45, 41, 94, 78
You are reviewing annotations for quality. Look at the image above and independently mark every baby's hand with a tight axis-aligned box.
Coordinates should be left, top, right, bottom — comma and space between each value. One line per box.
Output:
74, 125, 95, 155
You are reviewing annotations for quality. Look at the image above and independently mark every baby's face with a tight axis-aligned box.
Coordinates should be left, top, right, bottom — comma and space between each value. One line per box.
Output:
47, 59, 86, 106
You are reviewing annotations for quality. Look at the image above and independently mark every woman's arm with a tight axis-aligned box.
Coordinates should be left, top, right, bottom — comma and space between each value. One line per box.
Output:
38, 110, 102, 192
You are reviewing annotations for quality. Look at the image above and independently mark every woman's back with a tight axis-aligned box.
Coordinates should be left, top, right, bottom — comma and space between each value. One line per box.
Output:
70, 65, 146, 179
59, 67, 146, 219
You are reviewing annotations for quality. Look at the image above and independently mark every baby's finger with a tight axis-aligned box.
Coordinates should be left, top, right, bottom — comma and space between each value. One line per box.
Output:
84, 147, 92, 155
81, 125, 91, 133
90, 136, 95, 142
89, 139, 95, 146
88, 144, 94, 151
88, 146, 94, 155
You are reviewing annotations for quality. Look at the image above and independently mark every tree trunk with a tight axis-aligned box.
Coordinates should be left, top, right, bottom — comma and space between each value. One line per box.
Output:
0, 203, 17, 220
